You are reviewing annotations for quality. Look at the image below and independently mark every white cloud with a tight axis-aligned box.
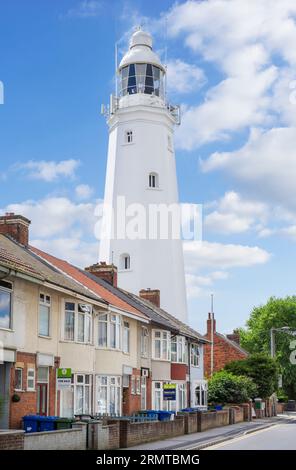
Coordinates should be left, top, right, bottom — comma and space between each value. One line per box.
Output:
75, 184, 94, 200
2, 197, 98, 239
202, 127, 296, 211
31, 238, 99, 268
205, 191, 269, 235
166, 59, 206, 95
64, 0, 102, 19
165, 0, 296, 150
184, 240, 271, 272
17, 159, 80, 182
186, 270, 228, 299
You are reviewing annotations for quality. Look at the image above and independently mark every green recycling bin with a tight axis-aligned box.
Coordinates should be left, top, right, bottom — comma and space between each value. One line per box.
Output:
55, 418, 73, 430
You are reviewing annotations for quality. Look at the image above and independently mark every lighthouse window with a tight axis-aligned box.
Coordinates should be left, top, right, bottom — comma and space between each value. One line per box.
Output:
120, 254, 131, 270
149, 172, 158, 189
125, 130, 133, 144
120, 63, 164, 98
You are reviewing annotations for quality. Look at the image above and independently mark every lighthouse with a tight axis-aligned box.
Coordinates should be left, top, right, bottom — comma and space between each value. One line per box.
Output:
99, 29, 188, 322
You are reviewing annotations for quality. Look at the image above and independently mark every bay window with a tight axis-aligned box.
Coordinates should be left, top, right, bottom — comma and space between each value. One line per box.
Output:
152, 330, 170, 360
190, 344, 200, 367
75, 374, 92, 415
171, 336, 187, 363
97, 375, 121, 415
0, 280, 12, 330
123, 321, 130, 353
64, 302, 92, 343
141, 327, 149, 357
98, 313, 121, 349
39, 293, 50, 336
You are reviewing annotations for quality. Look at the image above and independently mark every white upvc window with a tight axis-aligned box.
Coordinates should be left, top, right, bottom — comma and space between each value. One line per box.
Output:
171, 336, 187, 363
178, 383, 187, 410
64, 302, 92, 344
190, 343, 200, 367
131, 376, 136, 395
98, 313, 121, 350
140, 326, 149, 357
153, 381, 162, 410
136, 376, 141, 395
125, 130, 133, 144
15, 368, 23, 391
27, 368, 35, 391
96, 375, 121, 416
152, 329, 170, 361
74, 374, 92, 415
123, 321, 130, 353
193, 381, 208, 408
39, 293, 51, 337
141, 376, 147, 410
0, 280, 12, 330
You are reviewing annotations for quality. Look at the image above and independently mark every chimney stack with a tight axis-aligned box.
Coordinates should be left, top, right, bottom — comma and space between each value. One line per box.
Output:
85, 261, 118, 287
207, 312, 216, 336
0, 213, 31, 246
226, 330, 241, 345
139, 288, 160, 308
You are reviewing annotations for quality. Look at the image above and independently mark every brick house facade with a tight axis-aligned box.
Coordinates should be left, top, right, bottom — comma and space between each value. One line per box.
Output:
204, 313, 248, 378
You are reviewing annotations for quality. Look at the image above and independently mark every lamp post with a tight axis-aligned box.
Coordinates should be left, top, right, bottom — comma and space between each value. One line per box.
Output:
270, 326, 296, 358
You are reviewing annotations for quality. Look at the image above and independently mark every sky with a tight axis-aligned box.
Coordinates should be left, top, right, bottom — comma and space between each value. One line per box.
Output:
1, 0, 296, 335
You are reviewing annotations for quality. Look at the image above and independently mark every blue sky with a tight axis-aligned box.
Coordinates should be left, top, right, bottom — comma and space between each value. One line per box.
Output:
1, 0, 296, 335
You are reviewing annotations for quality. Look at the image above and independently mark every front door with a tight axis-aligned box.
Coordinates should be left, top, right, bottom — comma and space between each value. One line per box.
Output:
37, 383, 48, 415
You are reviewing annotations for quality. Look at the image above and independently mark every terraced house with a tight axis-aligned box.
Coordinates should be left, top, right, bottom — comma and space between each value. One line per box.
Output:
0, 213, 208, 429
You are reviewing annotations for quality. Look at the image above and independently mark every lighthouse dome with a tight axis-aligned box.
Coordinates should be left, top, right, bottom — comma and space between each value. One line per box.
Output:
118, 30, 165, 99
119, 30, 165, 72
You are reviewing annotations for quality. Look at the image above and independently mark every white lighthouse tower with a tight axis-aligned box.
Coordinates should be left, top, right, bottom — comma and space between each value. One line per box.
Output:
99, 29, 188, 322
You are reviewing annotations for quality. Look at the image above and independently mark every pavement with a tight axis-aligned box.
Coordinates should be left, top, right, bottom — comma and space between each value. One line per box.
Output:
125, 413, 296, 450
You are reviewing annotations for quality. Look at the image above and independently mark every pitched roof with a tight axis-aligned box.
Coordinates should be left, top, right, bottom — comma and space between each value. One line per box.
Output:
30, 246, 147, 321
0, 235, 107, 305
215, 332, 249, 356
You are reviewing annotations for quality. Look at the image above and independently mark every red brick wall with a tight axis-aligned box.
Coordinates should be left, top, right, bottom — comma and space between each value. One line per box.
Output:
9, 352, 59, 429
204, 333, 247, 377
0, 431, 24, 450
171, 363, 187, 381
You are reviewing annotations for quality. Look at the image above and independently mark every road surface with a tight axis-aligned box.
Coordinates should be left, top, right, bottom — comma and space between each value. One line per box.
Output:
206, 419, 296, 450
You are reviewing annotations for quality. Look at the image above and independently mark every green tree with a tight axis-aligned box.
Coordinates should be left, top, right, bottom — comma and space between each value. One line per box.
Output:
225, 353, 278, 398
208, 370, 257, 404
239, 296, 296, 398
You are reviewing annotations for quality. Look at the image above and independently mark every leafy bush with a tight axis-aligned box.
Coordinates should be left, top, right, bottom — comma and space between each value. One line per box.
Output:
225, 353, 278, 398
208, 370, 257, 404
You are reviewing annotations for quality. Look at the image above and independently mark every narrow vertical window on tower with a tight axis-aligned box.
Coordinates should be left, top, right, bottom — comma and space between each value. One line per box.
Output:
125, 130, 133, 144
120, 253, 130, 270
148, 172, 158, 189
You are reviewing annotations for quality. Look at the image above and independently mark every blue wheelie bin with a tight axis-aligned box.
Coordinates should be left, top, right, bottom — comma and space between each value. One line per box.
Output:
39, 416, 58, 432
157, 411, 171, 422
23, 415, 40, 433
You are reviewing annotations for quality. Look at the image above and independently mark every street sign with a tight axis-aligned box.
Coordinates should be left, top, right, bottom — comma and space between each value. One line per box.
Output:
57, 368, 72, 389
163, 383, 176, 401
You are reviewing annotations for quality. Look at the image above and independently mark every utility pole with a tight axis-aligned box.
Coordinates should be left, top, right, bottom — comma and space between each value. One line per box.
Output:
210, 293, 214, 377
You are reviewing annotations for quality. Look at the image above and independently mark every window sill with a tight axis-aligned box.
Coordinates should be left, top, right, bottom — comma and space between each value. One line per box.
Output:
60, 340, 93, 346
121, 142, 135, 146
146, 187, 162, 191
171, 361, 187, 365
118, 269, 132, 273
190, 364, 200, 368
96, 346, 122, 352
27, 389, 36, 393
38, 335, 52, 340
14, 389, 24, 393
151, 358, 170, 362
0, 327, 14, 332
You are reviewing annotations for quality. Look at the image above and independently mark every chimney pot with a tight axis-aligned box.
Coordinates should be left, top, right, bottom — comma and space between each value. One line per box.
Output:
139, 289, 160, 308
85, 262, 118, 287
0, 213, 31, 246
